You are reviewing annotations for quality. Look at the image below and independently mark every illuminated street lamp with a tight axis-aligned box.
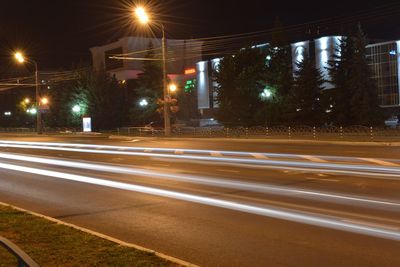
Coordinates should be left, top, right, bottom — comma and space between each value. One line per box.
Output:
41, 97, 49, 105
139, 99, 149, 107
24, 98, 30, 104
72, 105, 81, 114
169, 83, 177, 93
14, 51, 43, 134
134, 6, 171, 136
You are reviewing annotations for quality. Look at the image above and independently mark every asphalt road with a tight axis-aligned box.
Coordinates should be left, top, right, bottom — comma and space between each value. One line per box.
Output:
0, 136, 399, 266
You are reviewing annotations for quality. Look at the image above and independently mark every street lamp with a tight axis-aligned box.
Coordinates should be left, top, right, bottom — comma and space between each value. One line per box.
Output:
134, 6, 171, 136
41, 97, 49, 105
24, 98, 30, 104
14, 51, 43, 134
72, 105, 81, 114
168, 83, 177, 94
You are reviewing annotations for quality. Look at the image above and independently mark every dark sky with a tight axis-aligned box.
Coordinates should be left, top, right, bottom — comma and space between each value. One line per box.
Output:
1, 0, 400, 70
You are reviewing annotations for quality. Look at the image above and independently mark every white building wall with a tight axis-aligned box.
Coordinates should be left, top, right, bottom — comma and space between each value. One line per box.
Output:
291, 41, 309, 75
314, 36, 342, 89
196, 61, 210, 109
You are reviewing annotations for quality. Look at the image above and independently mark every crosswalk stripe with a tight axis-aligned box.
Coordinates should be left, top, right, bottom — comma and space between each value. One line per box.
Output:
360, 158, 399, 167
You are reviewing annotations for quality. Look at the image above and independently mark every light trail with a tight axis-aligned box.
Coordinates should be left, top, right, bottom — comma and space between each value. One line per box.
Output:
0, 161, 399, 241
0, 140, 398, 165
0, 152, 399, 208
0, 143, 400, 178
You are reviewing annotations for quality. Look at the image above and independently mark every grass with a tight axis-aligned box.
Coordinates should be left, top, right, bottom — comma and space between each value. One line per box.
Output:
0, 205, 172, 267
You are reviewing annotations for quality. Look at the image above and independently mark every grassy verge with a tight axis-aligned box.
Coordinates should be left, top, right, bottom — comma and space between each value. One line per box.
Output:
0, 205, 172, 266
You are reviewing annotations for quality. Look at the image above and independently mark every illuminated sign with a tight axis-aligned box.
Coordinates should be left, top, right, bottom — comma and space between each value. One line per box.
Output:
83, 117, 92, 132
184, 79, 196, 93
184, 68, 196, 75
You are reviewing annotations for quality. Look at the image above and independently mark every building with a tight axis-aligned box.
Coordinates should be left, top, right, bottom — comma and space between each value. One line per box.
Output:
91, 35, 400, 124
195, 36, 400, 121
90, 36, 203, 81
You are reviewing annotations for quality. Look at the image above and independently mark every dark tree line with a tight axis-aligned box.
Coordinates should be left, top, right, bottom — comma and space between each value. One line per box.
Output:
214, 23, 383, 127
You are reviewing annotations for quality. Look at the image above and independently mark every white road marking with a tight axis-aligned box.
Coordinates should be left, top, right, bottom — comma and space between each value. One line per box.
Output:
360, 158, 399, 167
217, 169, 240, 173
301, 155, 328, 163
251, 153, 269, 160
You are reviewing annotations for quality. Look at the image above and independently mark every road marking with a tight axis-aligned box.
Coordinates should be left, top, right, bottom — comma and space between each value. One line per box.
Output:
217, 169, 240, 173
211, 152, 223, 157
174, 150, 184, 155
342, 219, 400, 231
360, 158, 399, 167
301, 155, 328, 163
251, 153, 269, 160
144, 149, 152, 153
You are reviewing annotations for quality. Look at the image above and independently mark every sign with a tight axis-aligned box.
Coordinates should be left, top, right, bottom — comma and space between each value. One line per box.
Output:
83, 117, 92, 132
184, 68, 196, 75
184, 79, 196, 93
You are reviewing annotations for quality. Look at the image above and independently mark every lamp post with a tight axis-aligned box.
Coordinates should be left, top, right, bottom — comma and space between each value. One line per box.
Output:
134, 7, 171, 136
15, 52, 43, 134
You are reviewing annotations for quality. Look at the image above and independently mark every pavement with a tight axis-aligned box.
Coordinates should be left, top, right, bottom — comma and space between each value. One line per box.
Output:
0, 136, 399, 266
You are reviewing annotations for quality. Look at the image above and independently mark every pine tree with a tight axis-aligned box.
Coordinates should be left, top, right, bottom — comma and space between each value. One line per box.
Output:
290, 57, 325, 125
348, 26, 383, 125
130, 42, 164, 125
214, 46, 268, 126
265, 18, 294, 124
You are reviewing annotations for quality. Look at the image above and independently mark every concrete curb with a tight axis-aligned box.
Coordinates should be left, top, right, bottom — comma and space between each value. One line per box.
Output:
0, 202, 198, 267
108, 135, 400, 147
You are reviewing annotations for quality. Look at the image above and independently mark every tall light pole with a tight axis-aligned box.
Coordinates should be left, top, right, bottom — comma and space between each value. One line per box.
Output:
15, 52, 43, 134
134, 7, 171, 136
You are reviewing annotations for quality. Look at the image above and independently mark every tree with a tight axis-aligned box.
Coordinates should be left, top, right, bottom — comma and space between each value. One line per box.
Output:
348, 27, 383, 125
289, 57, 326, 125
46, 68, 128, 130
265, 18, 294, 124
214, 46, 268, 126
329, 26, 383, 126
130, 42, 164, 126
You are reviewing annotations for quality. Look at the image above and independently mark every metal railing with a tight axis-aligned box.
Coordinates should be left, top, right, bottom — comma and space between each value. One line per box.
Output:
115, 125, 400, 141
0, 236, 39, 267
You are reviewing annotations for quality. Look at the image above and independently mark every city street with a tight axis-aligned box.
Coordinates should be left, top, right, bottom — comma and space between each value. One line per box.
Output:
0, 136, 399, 266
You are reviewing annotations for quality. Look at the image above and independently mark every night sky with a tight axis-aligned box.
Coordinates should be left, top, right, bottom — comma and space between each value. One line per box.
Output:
1, 0, 400, 71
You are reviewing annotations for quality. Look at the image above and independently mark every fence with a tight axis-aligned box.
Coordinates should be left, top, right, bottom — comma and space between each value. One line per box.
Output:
116, 125, 400, 141
0, 236, 39, 267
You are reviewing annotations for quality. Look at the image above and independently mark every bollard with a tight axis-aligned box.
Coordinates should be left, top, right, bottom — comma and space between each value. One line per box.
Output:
209, 127, 212, 137
266, 127, 269, 137
288, 127, 291, 139
245, 128, 249, 138
370, 127, 374, 140
313, 126, 316, 139
340, 126, 343, 139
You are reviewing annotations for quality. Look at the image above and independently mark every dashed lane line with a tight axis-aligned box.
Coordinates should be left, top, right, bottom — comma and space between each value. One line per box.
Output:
251, 153, 269, 160
174, 150, 184, 155
360, 158, 399, 167
301, 155, 328, 163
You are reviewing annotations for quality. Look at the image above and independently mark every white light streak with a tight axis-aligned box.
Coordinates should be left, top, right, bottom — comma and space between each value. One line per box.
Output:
0, 161, 399, 241
0, 152, 398, 209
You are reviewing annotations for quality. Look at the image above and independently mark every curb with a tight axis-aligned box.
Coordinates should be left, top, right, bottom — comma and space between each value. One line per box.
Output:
108, 135, 400, 147
0, 202, 198, 267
